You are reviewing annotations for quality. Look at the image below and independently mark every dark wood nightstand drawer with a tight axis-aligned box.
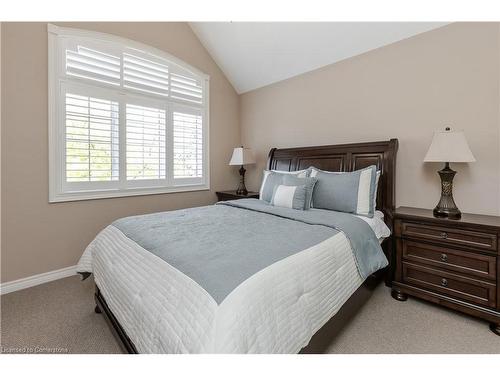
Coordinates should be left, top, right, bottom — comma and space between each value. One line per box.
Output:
402, 262, 497, 309
402, 240, 497, 281
400, 222, 497, 253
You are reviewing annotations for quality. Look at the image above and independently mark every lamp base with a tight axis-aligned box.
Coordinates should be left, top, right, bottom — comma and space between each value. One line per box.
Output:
236, 166, 248, 196
433, 162, 461, 220
433, 206, 461, 220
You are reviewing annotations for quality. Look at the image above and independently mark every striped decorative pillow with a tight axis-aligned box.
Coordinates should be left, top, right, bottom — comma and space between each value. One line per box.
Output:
281, 175, 317, 209
259, 169, 309, 203
310, 165, 378, 217
271, 184, 308, 210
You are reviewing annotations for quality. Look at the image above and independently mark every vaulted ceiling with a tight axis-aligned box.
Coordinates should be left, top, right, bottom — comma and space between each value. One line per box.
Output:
190, 22, 448, 94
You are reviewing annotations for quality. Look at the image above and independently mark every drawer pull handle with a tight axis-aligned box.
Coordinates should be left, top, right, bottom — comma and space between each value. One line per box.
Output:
441, 278, 448, 287
440, 253, 448, 262
440, 232, 448, 239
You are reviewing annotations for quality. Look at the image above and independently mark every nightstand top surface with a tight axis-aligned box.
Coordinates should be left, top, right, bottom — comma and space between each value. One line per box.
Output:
395, 206, 500, 229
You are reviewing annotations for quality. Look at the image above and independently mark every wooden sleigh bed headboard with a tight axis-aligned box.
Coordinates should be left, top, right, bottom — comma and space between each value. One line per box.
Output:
267, 139, 399, 226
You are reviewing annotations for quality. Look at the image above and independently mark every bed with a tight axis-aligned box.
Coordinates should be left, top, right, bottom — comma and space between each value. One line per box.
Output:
77, 139, 398, 353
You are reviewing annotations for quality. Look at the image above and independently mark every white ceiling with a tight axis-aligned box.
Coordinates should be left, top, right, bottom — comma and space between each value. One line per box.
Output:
190, 22, 448, 94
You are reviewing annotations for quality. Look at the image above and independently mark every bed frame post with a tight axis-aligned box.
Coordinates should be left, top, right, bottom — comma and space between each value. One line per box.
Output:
267, 147, 277, 170
94, 286, 138, 353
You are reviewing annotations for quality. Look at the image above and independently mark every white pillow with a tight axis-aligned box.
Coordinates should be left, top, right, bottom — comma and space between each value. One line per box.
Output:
271, 169, 309, 176
357, 214, 391, 240
373, 171, 381, 209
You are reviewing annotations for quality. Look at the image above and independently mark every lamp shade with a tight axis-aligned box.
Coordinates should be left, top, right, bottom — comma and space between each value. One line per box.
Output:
424, 128, 476, 163
229, 147, 256, 165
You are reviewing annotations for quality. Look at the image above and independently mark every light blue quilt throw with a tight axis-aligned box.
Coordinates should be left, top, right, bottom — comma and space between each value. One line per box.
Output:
112, 199, 388, 304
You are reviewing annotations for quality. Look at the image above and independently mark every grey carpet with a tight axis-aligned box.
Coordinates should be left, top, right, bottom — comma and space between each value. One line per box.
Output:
1, 276, 123, 354
1, 275, 498, 354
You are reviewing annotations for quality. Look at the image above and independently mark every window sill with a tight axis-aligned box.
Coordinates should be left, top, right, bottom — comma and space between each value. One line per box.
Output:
49, 184, 210, 203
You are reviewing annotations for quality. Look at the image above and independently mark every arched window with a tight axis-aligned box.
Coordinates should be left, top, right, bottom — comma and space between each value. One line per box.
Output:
48, 24, 209, 202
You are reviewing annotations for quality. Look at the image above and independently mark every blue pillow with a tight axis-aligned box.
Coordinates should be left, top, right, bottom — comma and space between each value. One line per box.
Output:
309, 165, 377, 217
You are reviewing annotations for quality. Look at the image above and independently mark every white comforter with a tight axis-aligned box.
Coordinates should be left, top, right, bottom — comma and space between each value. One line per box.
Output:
77, 221, 371, 353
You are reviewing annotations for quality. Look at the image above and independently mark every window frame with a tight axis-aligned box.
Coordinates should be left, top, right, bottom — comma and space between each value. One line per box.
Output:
48, 24, 210, 203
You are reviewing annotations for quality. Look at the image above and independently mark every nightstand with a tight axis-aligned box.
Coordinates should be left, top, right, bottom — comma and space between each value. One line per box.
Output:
391, 207, 500, 335
216, 190, 259, 202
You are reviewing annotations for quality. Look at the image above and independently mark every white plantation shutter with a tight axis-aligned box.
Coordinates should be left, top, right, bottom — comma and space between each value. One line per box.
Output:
65, 43, 203, 104
65, 93, 119, 182
126, 104, 166, 181
66, 46, 121, 86
170, 70, 203, 105
123, 53, 169, 97
173, 110, 203, 179
49, 25, 209, 202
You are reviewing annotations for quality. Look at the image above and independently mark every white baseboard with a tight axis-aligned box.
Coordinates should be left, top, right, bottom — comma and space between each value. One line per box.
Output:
0, 265, 78, 295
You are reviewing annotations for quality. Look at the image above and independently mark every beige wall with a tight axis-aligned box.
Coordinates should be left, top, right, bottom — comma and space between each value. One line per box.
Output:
241, 23, 500, 216
1, 22, 240, 282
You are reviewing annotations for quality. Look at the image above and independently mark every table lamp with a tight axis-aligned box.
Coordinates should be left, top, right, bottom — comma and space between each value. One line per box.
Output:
424, 127, 476, 219
229, 147, 256, 195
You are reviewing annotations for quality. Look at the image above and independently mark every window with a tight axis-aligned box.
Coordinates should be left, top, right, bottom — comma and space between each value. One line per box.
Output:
48, 24, 209, 202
